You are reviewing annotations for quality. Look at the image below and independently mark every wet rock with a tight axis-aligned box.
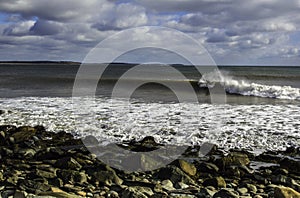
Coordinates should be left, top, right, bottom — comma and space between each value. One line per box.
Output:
91, 167, 123, 186
11, 126, 37, 143
171, 159, 197, 176
198, 187, 216, 197
55, 157, 82, 170
119, 136, 163, 152
196, 162, 219, 173
237, 187, 248, 195
107, 190, 119, 198
246, 184, 257, 193
280, 158, 300, 174
216, 152, 250, 170
274, 186, 300, 198
16, 148, 36, 159
161, 180, 175, 191
154, 166, 196, 185
203, 177, 226, 188
39, 187, 81, 198
35, 168, 57, 179
213, 189, 239, 198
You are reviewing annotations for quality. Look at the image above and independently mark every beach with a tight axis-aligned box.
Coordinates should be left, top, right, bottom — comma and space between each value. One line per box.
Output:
0, 63, 300, 197
0, 124, 299, 197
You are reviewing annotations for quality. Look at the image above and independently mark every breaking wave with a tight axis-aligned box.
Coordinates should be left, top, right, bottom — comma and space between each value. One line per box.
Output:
198, 70, 300, 100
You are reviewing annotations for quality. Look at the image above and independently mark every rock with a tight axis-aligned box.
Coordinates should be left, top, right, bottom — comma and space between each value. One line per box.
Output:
55, 157, 82, 170
11, 126, 37, 143
196, 162, 219, 173
176, 182, 189, 189
36, 169, 57, 179
14, 190, 26, 198
216, 152, 250, 170
280, 158, 300, 174
203, 177, 226, 188
213, 189, 239, 198
91, 167, 123, 186
246, 184, 257, 193
274, 186, 300, 198
107, 190, 119, 198
171, 159, 197, 176
77, 191, 87, 197
16, 148, 36, 159
237, 187, 248, 195
39, 187, 81, 198
121, 186, 149, 198
154, 166, 196, 185
161, 180, 175, 191
198, 187, 216, 197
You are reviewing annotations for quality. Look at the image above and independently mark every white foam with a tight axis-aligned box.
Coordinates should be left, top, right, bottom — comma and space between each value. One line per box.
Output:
199, 70, 300, 100
0, 97, 299, 151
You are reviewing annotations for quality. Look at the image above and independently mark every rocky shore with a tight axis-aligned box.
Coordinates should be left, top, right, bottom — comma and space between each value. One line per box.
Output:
0, 125, 299, 198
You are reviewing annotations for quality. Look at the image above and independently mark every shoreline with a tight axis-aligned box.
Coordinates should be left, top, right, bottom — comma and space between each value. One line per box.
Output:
0, 125, 299, 197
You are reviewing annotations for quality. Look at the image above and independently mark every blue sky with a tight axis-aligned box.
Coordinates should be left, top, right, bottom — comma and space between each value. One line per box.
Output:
0, 0, 299, 65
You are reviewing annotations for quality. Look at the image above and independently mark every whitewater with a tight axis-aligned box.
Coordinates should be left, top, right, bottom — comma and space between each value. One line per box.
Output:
198, 70, 300, 100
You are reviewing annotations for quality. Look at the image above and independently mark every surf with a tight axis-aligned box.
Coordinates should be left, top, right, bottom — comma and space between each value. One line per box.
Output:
198, 69, 300, 100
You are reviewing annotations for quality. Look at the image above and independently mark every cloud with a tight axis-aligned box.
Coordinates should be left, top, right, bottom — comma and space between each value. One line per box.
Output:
0, 0, 299, 65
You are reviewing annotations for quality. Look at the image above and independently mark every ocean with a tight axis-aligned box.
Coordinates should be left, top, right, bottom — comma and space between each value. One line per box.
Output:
0, 63, 299, 152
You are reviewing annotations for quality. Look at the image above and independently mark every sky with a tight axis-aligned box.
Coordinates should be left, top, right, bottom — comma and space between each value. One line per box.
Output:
0, 0, 300, 65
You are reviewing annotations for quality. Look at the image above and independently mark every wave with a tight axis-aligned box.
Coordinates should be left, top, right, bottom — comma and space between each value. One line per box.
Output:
198, 70, 300, 100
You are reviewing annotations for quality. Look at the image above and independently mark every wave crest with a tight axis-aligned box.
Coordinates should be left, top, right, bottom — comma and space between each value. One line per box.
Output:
198, 70, 300, 100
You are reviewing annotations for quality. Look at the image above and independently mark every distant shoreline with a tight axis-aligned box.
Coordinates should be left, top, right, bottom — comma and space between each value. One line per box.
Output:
0, 61, 299, 67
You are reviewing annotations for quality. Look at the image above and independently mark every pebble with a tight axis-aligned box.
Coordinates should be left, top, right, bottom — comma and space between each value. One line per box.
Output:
0, 125, 299, 198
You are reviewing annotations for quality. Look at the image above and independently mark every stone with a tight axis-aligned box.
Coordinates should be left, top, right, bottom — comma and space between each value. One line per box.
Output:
73, 171, 88, 184
91, 168, 123, 186
197, 162, 219, 173
17, 148, 36, 158
107, 190, 119, 198
198, 187, 216, 197
161, 180, 175, 191
237, 187, 248, 195
77, 191, 87, 197
216, 152, 250, 170
171, 159, 197, 176
154, 166, 196, 185
203, 177, 226, 188
55, 157, 82, 170
274, 186, 300, 198
11, 127, 37, 143
36, 169, 57, 179
213, 189, 239, 198
246, 184, 257, 193
39, 187, 81, 198
280, 158, 300, 174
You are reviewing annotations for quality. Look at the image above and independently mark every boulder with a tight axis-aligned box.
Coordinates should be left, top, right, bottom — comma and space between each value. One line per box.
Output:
55, 157, 82, 170
274, 186, 300, 198
213, 189, 239, 198
203, 176, 226, 188
154, 166, 196, 185
171, 159, 197, 176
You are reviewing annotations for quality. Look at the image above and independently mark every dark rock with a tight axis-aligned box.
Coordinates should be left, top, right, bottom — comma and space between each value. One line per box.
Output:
203, 176, 226, 188
11, 126, 37, 143
196, 162, 219, 173
216, 152, 250, 170
213, 189, 239, 198
90, 167, 123, 186
274, 186, 300, 198
55, 157, 82, 170
280, 158, 300, 174
118, 136, 163, 152
171, 159, 197, 176
35, 169, 57, 179
154, 166, 196, 185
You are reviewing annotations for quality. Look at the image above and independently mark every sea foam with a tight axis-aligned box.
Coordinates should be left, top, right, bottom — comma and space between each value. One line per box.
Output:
198, 70, 300, 100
